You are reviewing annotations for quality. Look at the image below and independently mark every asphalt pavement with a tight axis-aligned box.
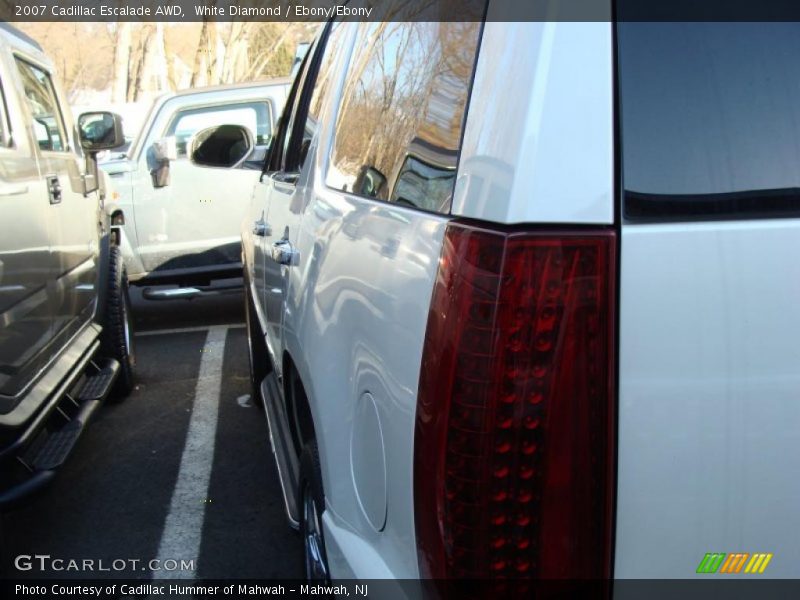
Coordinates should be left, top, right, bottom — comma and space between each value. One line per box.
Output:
2, 286, 303, 580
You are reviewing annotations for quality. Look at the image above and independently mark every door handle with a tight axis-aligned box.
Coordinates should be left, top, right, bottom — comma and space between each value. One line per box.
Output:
0, 184, 28, 196
271, 239, 300, 266
46, 175, 62, 204
253, 220, 272, 237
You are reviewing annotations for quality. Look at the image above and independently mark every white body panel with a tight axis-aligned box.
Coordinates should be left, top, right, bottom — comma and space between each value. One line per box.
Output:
616, 221, 800, 578
453, 21, 614, 225
285, 174, 447, 579
252, 23, 446, 575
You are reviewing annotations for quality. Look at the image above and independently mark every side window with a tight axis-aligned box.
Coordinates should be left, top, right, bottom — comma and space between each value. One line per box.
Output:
326, 20, 483, 214
166, 102, 271, 158
265, 40, 314, 173
269, 20, 346, 175
295, 21, 347, 171
15, 58, 67, 152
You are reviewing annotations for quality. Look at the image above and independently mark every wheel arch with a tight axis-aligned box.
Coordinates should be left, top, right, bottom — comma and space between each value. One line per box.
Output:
282, 351, 317, 460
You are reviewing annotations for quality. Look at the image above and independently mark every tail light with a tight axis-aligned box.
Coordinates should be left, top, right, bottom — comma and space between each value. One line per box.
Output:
414, 221, 616, 579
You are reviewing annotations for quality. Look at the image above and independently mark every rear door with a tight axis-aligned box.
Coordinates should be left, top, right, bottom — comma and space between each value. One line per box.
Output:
616, 23, 800, 577
255, 24, 344, 376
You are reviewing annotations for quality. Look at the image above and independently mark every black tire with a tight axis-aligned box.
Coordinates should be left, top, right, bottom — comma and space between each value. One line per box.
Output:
299, 440, 330, 582
244, 289, 269, 409
101, 244, 135, 399
0, 515, 7, 578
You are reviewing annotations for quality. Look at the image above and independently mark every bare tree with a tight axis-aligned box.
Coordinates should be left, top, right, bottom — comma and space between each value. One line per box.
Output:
111, 23, 132, 103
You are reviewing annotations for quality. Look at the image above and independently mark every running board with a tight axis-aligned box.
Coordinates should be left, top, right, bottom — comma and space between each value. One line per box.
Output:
142, 283, 241, 301
0, 358, 119, 508
261, 372, 300, 528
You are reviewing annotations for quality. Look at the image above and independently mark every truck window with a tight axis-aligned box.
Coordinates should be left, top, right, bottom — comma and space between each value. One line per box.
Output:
14, 58, 67, 152
326, 15, 484, 215
617, 22, 800, 221
166, 102, 271, 158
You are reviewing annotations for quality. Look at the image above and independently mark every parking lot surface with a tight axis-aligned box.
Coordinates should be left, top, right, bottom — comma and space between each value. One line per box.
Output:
2, 288, 303, 579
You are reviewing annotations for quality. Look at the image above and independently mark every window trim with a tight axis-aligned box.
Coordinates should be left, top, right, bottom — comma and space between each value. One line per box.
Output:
264, 51, 308, 175
164, 99, 273, 160
0, 75, 11, 148
265, 22, 334, 177
13, 55, 69, 154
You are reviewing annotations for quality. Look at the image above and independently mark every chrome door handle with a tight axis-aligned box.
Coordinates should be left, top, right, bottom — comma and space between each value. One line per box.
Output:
253, 220, 271, 237
271, 239, 300, 266
47, 174, 61, 204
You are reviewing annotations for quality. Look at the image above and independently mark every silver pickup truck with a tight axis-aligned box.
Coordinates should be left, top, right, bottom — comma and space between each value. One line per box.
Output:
101, 81, 290, 296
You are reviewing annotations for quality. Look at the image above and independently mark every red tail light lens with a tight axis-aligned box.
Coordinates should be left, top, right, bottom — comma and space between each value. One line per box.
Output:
414, 221, 616, 579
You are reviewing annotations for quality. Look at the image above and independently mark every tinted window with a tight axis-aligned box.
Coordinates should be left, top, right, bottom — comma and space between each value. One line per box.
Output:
327, 18, 483, 214
167, 102, 271, 157
618, 23, 800, 221
15, 59, 66, 152
296, 21, 347, 171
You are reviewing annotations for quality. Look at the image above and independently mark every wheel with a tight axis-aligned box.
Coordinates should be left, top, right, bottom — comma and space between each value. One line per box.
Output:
299, 441, 330, 582
101, 244, 135, 399
244, 289, 268, 409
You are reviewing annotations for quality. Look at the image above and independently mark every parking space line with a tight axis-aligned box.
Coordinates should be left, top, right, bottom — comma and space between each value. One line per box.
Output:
150, 325, 228, 580
136, 323, 244, 337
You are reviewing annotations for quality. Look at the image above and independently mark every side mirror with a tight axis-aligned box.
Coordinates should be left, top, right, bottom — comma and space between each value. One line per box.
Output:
152, 137, 178, 162
355, 165, 388, 199
189, 124, 254, 169
150, 137, 177, 189
78, 111, 125, 152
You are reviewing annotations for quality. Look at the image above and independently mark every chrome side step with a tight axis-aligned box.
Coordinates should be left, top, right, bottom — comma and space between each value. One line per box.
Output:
260, 372, 300, 529
142, 283, 241, 301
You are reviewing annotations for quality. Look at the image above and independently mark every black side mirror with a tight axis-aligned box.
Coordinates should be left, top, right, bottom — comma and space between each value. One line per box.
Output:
78, 111, 125, 152
355, 165, 388, 199
189, 124, 254, 169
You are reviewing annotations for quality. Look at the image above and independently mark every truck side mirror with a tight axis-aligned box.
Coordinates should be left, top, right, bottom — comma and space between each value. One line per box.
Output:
78, 111, 125, 196
189, 124, 254, 169
153, 137, 178, 162
151, 137, 177, 188
78, 112, 125, 152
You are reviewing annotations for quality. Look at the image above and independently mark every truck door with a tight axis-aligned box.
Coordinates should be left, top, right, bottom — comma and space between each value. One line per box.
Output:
13, 57, 97, 346
615, 23, 800, 577
135, 101, 272, 274
255, 22, 344, 379
0, 65, 56, 400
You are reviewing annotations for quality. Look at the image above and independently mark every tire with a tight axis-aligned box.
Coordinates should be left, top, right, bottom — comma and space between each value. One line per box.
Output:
244, 289, 269, 409
299, 440, 330, 582
0, 515, 7, 578
101, 244, 135, 399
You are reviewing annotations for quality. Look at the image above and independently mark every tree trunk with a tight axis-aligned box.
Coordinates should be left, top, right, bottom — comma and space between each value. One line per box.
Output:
132, 25, 154, 102
191, 20, 210, 87
111, 23, 131, 103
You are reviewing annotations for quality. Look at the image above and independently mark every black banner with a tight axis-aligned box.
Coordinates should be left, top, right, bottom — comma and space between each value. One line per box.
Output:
2, 0, 800, 23
3, 579, 800, 600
